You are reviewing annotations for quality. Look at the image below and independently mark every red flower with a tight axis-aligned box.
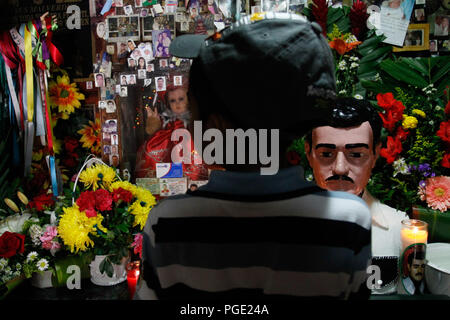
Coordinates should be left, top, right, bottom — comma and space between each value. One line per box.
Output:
349, 0, 369, 38
437, 120, 450, 143
64, 137, 79, 153
311, 0, 328, 37
329, 38, 361, 55
380, 136, 402, 164
85, 208, 98, 218
445, 101, 450, 116
76, 191, 96, 212
62, 154, 78, 168
286, 151, 301, 165
28, 193, 55, 211
379, 110, 398, 132
395, 126, 410, 141
0, 232, 25, 258
94, 189, 113, 212
377, 92, 395, 110
112, 187, 134, 203
442, 153, 450, 168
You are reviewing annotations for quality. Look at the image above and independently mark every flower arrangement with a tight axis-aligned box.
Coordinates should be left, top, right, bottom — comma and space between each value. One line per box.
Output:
367, 88, 450, 214
57, 163, 155, 276
0, 191, 67, 290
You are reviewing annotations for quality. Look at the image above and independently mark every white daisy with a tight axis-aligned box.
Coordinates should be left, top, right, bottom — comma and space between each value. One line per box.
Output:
338, 60, 347, 70
36, 258, 49, 271
354, 94, 363, 100
350, 62, 359, 69
26, 251, 38, 262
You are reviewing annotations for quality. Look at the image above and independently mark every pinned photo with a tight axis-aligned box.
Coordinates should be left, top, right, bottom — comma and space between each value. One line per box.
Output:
137, 56, 146, 70
159, 58, 168, 68
152, 30, 172, 57
104, 145, 111, 155
106, 100, 117, 113
99, 100, 107, 109
94, 73, 105, 87
135, 0, 143, 7
120, 86, 128, 97
97, 22, 106, 39
144, 78, 152, 87
111, 133, 119, 145
140, 8, 149, 17
124, 5, 134, 15
103, 132, 111, 143
174, 75, 182, 86
105, 119, 118, 133
155, 76, 166, 92
146, 63, 154, 72
86, 81, 93, 90
106, 45, 115, 56
117, 42, 128, 58
138, 69, 147, 79
127, 74, 137, 85
116, 84, 121, 93
127, 39, 136, 52
120, 75, 128, 85
111, 145, 119, 155
114, 0, 123, 6
128, 58, 137, 69
110, 153, 120, 167
434, 15, 449, 36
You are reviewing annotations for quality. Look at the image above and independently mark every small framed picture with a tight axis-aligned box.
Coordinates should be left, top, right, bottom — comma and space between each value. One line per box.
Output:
174, 75, 182, 86
99, 100, 107, 109
105, 119, 118, 133
124, 5, 134, 15
393, 24, 430, 52
135, 0, 143, 7
140, 8, 149, 17
128, 58, 137, 69
159, 58, 168, 68
155, 76, 166, 91
146, 63, 154, 73
434, 15, 449, 37
430, 39, 438, 52
138, 69, 147, 79
137, 56, 147, 70
103, 145, 112, 155
96, 22, 106, 39
86, 81, 93, 89
94, 73, 105, 87
120, 86, 128, 97
120, 74, 128, 85
111, 134, 119, 145
110, 153, 120, 167
106, 45, 115, 56
117, 42, 128, 58
127, 74, 137, 85
106, 15, 140, 42
414, 8, 426, 23
106, 100, 117, 113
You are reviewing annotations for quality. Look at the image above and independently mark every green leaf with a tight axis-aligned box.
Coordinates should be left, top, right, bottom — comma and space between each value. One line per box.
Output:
400, 58, 429, 78
359, 46, 392, 64
99, 258, 114, 278
358, 35, 386, 55
379, 60, 428, 87
431, 59, 450, 84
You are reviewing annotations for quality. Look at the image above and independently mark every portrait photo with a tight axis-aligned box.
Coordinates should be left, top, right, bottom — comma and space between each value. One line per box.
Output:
152, 29, 172, 58
124, 5, 134, 16
117, 42, 128, 58
430, 39, 438, 52
434, 15, 449, 36
111, 134, 119, 145
120, 86, 128, 97
120, 74, 128, 85
127, 74, 137, 85
128, 58, 137, 69
135, 0, 143, 7
105, 119, 118, 133
146, 63, 154, 72
103, 145, 111, 155
86, 81, 93, 90
137, 57, 146, 70
99, 100, 106, 109
110, 153, 120, 167
174, 75, 182, 86
94, 73, 105, 87
138, 69, 147, 79
106, 100, 117, 113
155, 76, 166, 92
159, 58, 168, 68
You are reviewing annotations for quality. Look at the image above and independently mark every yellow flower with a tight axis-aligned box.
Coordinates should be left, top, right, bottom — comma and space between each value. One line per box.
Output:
78, 118, 102, 155
402, 115, 418, 130
4, 198, 20, 212
53, 139, 62, 155
412, 109, 426, 118
79, 164, 117, 191
17, 191, 29, 206
48, 75, 85, 115
32, 149, 44, 162
57, 205, 107, 253
128, 187, 156, 229
110, 181, 138, 195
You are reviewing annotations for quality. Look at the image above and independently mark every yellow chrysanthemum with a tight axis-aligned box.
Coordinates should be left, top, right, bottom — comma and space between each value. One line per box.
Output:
48, 75, 85, 115
78, 118, 102, 155
110, 181, 138, 195
53, 139, 62, 155
128, 187, 156, 229
412, 109, 426, 118
58, 205, 107, 253
79, 164, 117, 191
402, 115, 418, 130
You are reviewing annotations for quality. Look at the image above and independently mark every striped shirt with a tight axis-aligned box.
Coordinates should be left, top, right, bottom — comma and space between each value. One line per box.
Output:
141, 166, 372, 299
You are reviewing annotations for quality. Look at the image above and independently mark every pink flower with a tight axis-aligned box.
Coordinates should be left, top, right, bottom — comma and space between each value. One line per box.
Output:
40, 226, 58, 242
418, 176, 450, 212
42, 240, 61, 251
132, 233, 143, 258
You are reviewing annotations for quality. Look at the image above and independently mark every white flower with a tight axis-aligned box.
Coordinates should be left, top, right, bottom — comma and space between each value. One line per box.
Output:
339, 89, 347, 95
350, 56, 360, 61
393, 158, 410, 177
26, 251, 38, 262
374, 73, 381, 81
29, 224, 43, 246
429, 120, 434, 125
338, 60, 347, 70
13, 271, 21, 277
0, 213, 37, 236
336, 80, 341, 85
36, 258, 49, 271
354, 94, 363, 100
350, 62, 359, 69
435, 106, 441, 111
15, 263, 21, 271
0, 258, 7, 271
306, 174, 314, 182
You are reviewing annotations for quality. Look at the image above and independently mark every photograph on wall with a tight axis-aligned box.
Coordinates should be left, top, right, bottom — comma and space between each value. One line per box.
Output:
106, 15, 141, 42
142, 15, 176, 40
152, 29, 172, 57
393, 23, 430, 52
434, 14, 449, 36
379, 0, 415, 46
261, 0, 290, 12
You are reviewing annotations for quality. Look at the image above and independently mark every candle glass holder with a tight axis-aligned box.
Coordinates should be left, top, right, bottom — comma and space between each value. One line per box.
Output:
398, 219, 428, 295
126, 261, 141, 300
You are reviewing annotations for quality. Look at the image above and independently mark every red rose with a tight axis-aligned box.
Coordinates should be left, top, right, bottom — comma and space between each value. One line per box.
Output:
112, 187, 134, 203
85, 208, 98, 218
377, 92, 395, 110
64, 137, 79, 153
395, 126, 410, 141
94, 189, 113, 212
442, 153, 450, 169
437, 120, 450, 143
28, 193, 55, 211
380, 136, 402, 164
0, 232, 25, 258
76, 191, 96, 211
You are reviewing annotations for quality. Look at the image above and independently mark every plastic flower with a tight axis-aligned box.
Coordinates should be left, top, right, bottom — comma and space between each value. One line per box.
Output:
57, 205, 107, 253
36, 258, 49, 271
78, 118, 102, 155
48, 75, 85, 115
79, 164, 117, 191
402, 115, 418, 130
418, 176, 450, 212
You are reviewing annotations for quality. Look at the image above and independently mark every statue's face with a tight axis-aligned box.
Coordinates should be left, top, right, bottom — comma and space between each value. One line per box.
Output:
306, 121, 380, 196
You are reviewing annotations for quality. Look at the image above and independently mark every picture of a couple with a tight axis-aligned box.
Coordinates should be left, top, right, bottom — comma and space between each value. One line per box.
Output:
152, 30, 172, 58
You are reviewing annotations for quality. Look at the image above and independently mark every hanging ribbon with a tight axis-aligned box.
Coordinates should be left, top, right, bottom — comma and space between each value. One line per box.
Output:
23, 23, 34, 177
44, 16, 63, 67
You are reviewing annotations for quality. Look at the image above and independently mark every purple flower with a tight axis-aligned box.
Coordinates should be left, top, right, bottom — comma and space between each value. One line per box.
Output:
423, 171, 430, 177
419, 180, 426, 188
418, 163, 430, 172
431, 172, 436, 177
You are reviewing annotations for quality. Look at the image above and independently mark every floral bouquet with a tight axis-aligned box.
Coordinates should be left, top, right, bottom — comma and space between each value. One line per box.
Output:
367, 88, 449, 215
57, 163, 155, 277
0, 191, 66, 296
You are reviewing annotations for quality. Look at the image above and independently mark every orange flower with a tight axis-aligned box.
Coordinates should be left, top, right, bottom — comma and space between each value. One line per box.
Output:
418, 176, 450, 212
49, 75, 85, 115
78, 118, 102, 155
329, 37, 362, 55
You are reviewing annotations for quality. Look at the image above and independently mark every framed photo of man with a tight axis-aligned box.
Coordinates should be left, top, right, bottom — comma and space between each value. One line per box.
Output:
393, 24, 430, 52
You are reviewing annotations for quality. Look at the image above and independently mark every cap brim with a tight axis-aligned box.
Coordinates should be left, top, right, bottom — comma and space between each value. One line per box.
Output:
169, 34, 208, 58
